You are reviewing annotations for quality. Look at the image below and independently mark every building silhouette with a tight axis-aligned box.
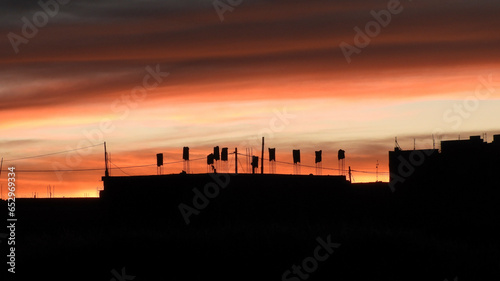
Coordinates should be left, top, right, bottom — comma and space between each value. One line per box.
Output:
389, 134, 500, 191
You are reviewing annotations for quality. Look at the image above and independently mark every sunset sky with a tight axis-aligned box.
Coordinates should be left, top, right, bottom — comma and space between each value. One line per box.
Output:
1, 0, 499, 198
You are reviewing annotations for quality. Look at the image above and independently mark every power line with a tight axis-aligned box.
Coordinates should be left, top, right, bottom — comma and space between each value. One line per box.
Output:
236, 152, 388, 174
109, 160, 132, 176
0, 157, 207, 173
1, 149, 387, 175
0, 164, 154, 173
3, 143, 104, 162
1, 167, 103, 173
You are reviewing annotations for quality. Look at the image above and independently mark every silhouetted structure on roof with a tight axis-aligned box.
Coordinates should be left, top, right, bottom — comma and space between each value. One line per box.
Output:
156, 153, 163, 175
389, 134, 500, 192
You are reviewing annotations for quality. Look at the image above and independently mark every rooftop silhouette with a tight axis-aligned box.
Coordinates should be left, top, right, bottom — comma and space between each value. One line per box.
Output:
389, 134, 500, 191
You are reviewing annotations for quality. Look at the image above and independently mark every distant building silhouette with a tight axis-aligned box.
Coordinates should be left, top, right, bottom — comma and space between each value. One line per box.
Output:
389, 135, 500, 191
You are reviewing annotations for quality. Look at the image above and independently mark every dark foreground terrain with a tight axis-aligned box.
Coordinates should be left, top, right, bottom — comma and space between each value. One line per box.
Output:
2, 175, 500, 280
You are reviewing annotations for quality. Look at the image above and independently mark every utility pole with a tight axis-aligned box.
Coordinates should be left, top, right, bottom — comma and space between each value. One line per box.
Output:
348, 166, 352, 182
235, 148, 238, 174
104, 142, 109, 177
0, 157, 3, 199
261, 137, 264, 174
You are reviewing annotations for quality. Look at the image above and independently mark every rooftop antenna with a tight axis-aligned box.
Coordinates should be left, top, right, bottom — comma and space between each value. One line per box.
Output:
376, 160, 379, 182
183, 147, 190, 173
104, 142, 109, 177
234, 148, 238, 174
156, 153, 163, 175
0, 157, 3, 199
338, 149, 345, 176
268, 148, 276, 174
245, 148, 249, 173
293, 150, 301, 175
432, 134, 436, 150
250, 147, 253, 173
221, 147, 228, 173
251, 156, 259, 174
207, 153, 215, 173
413, 138, 416, 150
261, 137, 264, 174
395, 137, 401, 151
213, 146, 220, 172
315, 150, 322, 175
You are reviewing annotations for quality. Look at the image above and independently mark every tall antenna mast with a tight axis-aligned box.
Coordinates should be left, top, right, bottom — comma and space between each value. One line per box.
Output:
0, 157, 3, 178
250, 152, 253, 174
104, 142, 109, 177
376, 160, 379, 182
261, 137, 264, 174
234, 148, 238, 174
0, 157, 3, 199
395, 137, 401, 151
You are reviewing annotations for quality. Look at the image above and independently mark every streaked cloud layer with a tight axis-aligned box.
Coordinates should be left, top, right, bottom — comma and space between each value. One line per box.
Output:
0, 0, 499, 197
